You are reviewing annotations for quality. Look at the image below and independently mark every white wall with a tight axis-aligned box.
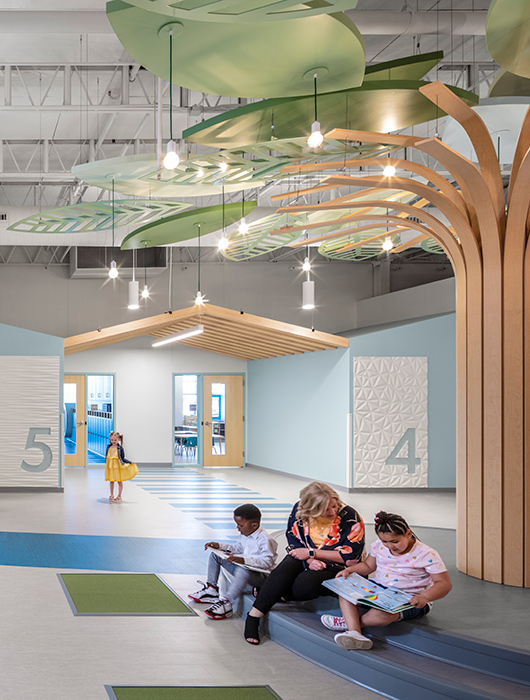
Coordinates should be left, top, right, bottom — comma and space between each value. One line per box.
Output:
64, 337, 246, 464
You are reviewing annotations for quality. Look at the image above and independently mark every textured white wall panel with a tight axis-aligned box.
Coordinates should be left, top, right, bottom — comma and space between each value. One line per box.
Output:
0, 356, 60, 487
353, 356, 428, 488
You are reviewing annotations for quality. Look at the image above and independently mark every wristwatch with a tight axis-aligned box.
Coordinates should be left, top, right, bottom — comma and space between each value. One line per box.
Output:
308, 548, 315, 558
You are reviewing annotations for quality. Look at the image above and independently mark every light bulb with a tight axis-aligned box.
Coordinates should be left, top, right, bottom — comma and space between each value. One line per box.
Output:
163, 140, 179, 170
195, 290, 206, 306
197, 168, 204, 177
108, 260, 118, 279
307, 121, 324, 149
302, 256, 311, 272
238, 218, 249, 234
219, 161, 228, 172
383, 164, 396, 177
141, 284, 149, 299
218, 236, 230, 251
382, 237, 394, 251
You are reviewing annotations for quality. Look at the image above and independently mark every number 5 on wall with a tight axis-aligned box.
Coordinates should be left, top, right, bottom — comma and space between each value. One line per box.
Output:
21, 428, 53, 473
384, 428, 421, 475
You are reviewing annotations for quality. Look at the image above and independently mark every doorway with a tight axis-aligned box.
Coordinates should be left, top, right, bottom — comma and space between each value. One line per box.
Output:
64, 375, 86, 467
173, 373, 244, 467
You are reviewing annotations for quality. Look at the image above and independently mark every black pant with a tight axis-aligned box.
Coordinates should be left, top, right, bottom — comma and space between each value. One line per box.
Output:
253, 555, 336, 614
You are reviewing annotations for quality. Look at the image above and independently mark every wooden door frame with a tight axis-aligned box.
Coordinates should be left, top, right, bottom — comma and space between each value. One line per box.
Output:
172, 372, 246, 468
64, 372, 117, 467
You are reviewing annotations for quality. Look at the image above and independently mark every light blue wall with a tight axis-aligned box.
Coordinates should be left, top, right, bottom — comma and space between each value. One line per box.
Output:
247, 313, 456, 489
0, 322, 64, 358
247, 348, 351, 486
347, 313, 456, 488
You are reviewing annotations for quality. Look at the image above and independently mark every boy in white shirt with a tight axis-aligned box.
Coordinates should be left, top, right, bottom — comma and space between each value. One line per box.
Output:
188, 503, 278, 619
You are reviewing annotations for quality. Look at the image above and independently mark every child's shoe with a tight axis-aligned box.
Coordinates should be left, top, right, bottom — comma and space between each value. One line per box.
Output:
188, 580, 219, 603
204, 598, 233, 619
321, 614, 348, 631
334, 630, 373, 650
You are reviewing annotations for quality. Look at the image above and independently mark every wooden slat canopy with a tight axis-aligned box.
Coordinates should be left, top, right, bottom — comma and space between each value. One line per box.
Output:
64, 304, 349, 359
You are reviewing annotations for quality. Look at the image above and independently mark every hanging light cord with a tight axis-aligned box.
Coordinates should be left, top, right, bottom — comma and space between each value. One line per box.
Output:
144, 242, 147, 287
242, 190, 245, 219
197, 223, 201, 293
313, 74, 318, 122
222, 186, 225, 234
169, 31, 173, 141
111, 177, 115, 258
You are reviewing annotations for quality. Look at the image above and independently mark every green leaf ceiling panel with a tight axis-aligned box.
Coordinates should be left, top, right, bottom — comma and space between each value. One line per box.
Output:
183, 80, 478, 149
72, 139, 396, 198
486, 0, 530, 79
7, 200, 191, 234
125, 0, 359, 22
319, 229, 401, 261
420, 238, 445, 255
106, 0, 365, 98
120, 201, 257, 249
221, 213, 302, 261
362, 51, 443, 82
488, 69, 530, 98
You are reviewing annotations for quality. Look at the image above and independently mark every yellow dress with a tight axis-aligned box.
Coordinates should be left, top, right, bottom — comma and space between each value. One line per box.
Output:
104, 446, 138, 482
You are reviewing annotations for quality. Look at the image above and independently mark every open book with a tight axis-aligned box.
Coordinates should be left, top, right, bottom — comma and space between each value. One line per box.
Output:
205, 545, 270, 574
323, 572, 414, 613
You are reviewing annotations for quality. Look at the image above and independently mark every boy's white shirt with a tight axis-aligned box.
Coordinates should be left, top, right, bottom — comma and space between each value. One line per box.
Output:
219, 527, 278, 571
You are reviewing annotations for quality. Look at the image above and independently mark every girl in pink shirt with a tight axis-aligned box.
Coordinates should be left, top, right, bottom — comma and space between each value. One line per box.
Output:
331, 511, 452, 651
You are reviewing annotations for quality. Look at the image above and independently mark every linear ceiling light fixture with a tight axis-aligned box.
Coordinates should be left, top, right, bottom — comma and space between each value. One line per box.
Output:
152, 324, 204, 347
163, 29, 180, 170
307, 72, 324, 149
108, 178, 119, 278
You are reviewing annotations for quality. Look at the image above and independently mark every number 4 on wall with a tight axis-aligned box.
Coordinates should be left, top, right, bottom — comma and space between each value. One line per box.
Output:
384, 428, 421, 475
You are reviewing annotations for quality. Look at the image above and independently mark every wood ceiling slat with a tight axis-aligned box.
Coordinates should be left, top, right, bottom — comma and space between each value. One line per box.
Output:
64, 304, 348, 358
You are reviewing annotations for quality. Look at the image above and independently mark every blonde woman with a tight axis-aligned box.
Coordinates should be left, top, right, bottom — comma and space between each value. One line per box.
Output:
244, 481, 364, 644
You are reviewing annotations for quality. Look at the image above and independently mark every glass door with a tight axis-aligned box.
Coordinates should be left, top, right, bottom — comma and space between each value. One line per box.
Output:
202, 375, 244, 467
64, 375, 86, 467
86, 375, 114, 464
174, 374, 199, 465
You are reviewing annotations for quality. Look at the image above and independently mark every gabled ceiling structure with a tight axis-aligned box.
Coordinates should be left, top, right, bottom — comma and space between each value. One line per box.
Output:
64, 304, 350, 359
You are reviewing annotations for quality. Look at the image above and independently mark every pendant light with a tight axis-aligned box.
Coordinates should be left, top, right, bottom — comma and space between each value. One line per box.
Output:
163, 29, 179, 170
307, 73, 324, 149
302, 246, 315, 309
195, 223, 208, 306
382, 237, 394, 251
238, 191, 248, 234
383, 164, 396, 177
128, 249, 140, 309
141, 241, 149, 299
108, 178, 118, 278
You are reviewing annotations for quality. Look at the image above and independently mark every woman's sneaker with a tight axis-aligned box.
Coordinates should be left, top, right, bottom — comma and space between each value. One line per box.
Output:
188, 580, 219, 603
334, 630, 373, 650
204, 598, 233, 619
321, 614, 348, 631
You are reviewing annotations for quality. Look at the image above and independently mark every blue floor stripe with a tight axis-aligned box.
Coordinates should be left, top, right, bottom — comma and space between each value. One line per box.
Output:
0, 532, 210, 573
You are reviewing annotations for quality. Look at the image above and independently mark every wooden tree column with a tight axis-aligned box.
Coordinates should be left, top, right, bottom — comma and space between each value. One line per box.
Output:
278, 84, 530, 586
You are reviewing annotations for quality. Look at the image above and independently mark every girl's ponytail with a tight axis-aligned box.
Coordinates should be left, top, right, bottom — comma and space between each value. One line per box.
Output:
374, 511, 410, 536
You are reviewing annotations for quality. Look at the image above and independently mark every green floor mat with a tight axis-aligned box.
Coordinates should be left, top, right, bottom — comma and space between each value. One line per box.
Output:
60, 573, 194, 615
110, 688, 281, 700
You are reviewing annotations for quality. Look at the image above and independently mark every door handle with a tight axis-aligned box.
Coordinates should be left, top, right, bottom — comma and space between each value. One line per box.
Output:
76, 421, 87, 426
202, 421, 211, 426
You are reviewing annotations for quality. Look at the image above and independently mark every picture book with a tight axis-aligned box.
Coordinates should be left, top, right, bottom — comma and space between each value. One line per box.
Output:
323, 572, 414, 613
205, 545, 270, 574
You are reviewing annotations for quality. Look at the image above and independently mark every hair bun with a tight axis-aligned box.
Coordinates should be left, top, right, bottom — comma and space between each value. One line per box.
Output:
374, 510, 389, 524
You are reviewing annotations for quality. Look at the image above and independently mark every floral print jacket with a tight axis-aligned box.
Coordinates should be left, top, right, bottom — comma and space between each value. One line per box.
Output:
286, 502, 365, 571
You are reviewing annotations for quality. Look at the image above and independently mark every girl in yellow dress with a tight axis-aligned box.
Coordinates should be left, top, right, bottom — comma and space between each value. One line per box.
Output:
105, 431, 138, 502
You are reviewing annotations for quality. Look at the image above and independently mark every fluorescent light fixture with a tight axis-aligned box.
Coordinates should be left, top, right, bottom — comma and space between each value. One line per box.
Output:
302, 280, 315, 309
152, 324, 204, 347
383, 164, 396, 177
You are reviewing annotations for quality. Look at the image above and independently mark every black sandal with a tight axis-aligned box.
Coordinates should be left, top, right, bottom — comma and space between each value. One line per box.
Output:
244, 613, 260, 645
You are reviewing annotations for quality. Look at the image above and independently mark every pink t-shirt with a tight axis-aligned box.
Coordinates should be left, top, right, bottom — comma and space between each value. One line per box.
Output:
370, 538, 447, 594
